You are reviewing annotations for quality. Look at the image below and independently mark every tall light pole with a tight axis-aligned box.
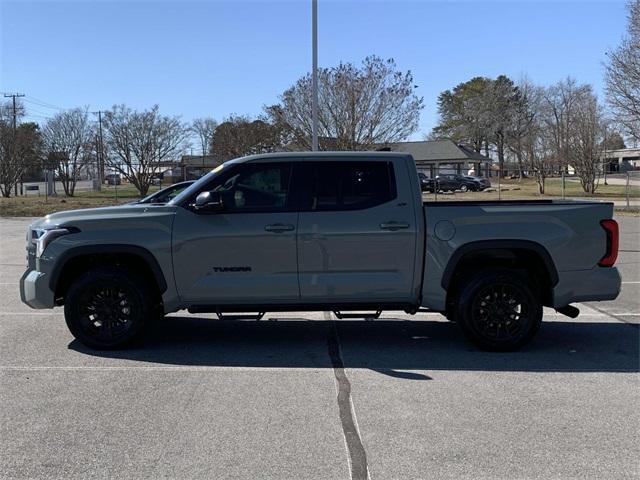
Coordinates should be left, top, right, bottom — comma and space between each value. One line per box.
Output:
311, 0, 319, 151
603, 123, 608, 186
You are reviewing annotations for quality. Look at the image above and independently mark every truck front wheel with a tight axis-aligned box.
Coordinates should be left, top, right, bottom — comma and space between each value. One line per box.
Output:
455, 269, 542, 351
64, 266, 152, 349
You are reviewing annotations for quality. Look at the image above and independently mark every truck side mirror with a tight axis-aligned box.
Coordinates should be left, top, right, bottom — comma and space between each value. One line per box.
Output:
194, 191, 224, 213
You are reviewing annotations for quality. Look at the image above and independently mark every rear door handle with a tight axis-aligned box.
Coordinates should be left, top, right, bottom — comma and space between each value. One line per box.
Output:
380, 222, 410, 231
265, 223, 295, 233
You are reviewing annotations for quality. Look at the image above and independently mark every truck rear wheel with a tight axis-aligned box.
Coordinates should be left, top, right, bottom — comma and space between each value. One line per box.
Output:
455, 269, 542, 351
64, 266, 152, 350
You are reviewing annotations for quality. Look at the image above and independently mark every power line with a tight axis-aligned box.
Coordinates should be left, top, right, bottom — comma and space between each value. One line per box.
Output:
23, 113, 54, 121
24, 96, 67, 110
24, 106, 55, 117
23, 98, 65, 111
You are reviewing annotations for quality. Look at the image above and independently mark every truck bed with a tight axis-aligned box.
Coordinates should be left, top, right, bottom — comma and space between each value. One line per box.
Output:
420, 199, 618, 311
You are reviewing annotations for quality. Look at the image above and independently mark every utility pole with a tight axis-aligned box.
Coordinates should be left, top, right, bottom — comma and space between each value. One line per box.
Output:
92, 111, 105, 191
4, 93, 25, 195
4, 93, 25, 131
311, 0, 319, 152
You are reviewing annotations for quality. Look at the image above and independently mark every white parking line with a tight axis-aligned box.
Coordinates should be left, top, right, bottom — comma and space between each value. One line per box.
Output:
0, 366, 311, 372
0, 312, 62, 315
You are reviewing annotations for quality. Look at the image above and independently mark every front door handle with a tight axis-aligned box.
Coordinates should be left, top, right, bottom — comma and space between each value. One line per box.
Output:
265, 223, 295, 233
380, 221, 410, 231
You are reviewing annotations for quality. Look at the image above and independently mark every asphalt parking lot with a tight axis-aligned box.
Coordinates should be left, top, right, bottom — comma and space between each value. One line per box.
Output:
0, 216, 638, 479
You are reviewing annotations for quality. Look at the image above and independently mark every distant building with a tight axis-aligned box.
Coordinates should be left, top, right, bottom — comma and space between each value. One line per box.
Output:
601, 147, 640, 172
170, 155, 223, 181
386, 139, 493, 177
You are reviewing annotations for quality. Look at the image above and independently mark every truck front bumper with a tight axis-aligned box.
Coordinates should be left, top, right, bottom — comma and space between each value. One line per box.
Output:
20, 269, 55, 309
552, 266, 621, 307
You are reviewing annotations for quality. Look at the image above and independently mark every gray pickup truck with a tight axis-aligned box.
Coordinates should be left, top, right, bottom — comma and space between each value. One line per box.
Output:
20, 152, 621, 351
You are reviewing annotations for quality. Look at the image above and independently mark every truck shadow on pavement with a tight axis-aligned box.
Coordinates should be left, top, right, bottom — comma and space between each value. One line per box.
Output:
69, 317, 639, 377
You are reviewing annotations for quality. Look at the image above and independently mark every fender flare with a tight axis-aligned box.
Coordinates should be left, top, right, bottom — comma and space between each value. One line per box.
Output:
49, 244, 168, 293
441, 239, 559, 290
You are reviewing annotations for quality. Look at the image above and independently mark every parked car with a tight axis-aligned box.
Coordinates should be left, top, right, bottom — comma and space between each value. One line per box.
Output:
437, 174, 491, 192
418, 172, 432, 192
137, 181, 195, 204
104, 174, 121, 186
20, 152, 620, 351
462, 175, 491, 191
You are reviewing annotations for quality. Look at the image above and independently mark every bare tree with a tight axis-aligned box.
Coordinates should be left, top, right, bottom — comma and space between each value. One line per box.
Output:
103, 105, 187, 196
267, 56, 423, 150
570, 90, 605, 194
191, 118, 217, 157
506, 79, 538, 179
0, 120, 42, 197
42, 108, 94, 196
211, 115, 284, 162
605, 0, 640, 141
519, 85, 554, 194
541, 79, 604, 193
486, 75, 520, 176
541, 78, 583, 175
527, 133, 554, 195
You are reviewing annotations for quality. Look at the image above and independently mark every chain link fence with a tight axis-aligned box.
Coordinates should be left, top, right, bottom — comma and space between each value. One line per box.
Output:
419, 163, 640, 211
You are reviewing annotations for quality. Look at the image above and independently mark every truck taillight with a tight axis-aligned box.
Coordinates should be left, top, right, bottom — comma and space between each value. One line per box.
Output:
599, 219, 619, 267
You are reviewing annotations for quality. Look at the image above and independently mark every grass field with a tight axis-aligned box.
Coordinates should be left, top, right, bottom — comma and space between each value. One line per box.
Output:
0, 178, 638, 217
0, 184, 163, 217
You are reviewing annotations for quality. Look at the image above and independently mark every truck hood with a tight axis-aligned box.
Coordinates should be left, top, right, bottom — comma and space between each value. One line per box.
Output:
30, 204, 176, 230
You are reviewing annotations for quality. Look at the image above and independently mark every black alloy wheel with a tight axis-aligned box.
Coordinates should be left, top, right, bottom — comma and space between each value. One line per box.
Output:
455, 269, 543, 351
471, 284, 529, 342
65, 267, 152, 349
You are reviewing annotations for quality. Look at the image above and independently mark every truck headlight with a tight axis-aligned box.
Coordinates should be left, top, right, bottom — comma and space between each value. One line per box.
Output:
32, 227, 75, 258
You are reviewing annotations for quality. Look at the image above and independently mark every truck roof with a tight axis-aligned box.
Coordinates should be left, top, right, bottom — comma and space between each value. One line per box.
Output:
228, 151, 415, 165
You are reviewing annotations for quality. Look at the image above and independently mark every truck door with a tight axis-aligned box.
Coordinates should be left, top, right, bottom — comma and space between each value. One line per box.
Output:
171, 162, 300, 304
296, 159, 417, 303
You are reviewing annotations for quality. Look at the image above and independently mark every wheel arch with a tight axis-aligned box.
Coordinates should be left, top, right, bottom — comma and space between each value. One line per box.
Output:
442, 240, 559, 310
50, 245, 168, 304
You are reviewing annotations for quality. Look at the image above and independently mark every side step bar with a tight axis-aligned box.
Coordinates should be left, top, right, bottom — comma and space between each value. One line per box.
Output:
332, 310, 382, 320
215, 312, 265, 321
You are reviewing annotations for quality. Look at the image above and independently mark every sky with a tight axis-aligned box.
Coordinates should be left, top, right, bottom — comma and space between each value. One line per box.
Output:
0, 0, 629, 140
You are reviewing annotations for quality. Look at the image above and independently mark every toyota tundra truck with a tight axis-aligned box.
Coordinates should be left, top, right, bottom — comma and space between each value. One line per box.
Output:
20, 152, 621, 351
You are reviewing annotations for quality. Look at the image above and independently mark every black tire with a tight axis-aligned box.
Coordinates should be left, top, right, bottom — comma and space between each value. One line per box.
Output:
460, 184, 469, 192
454, 268, 542, 351
64, 266, 153, 350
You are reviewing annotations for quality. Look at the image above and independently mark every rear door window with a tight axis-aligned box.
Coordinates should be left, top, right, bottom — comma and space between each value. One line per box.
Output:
299, 161, 396, 211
